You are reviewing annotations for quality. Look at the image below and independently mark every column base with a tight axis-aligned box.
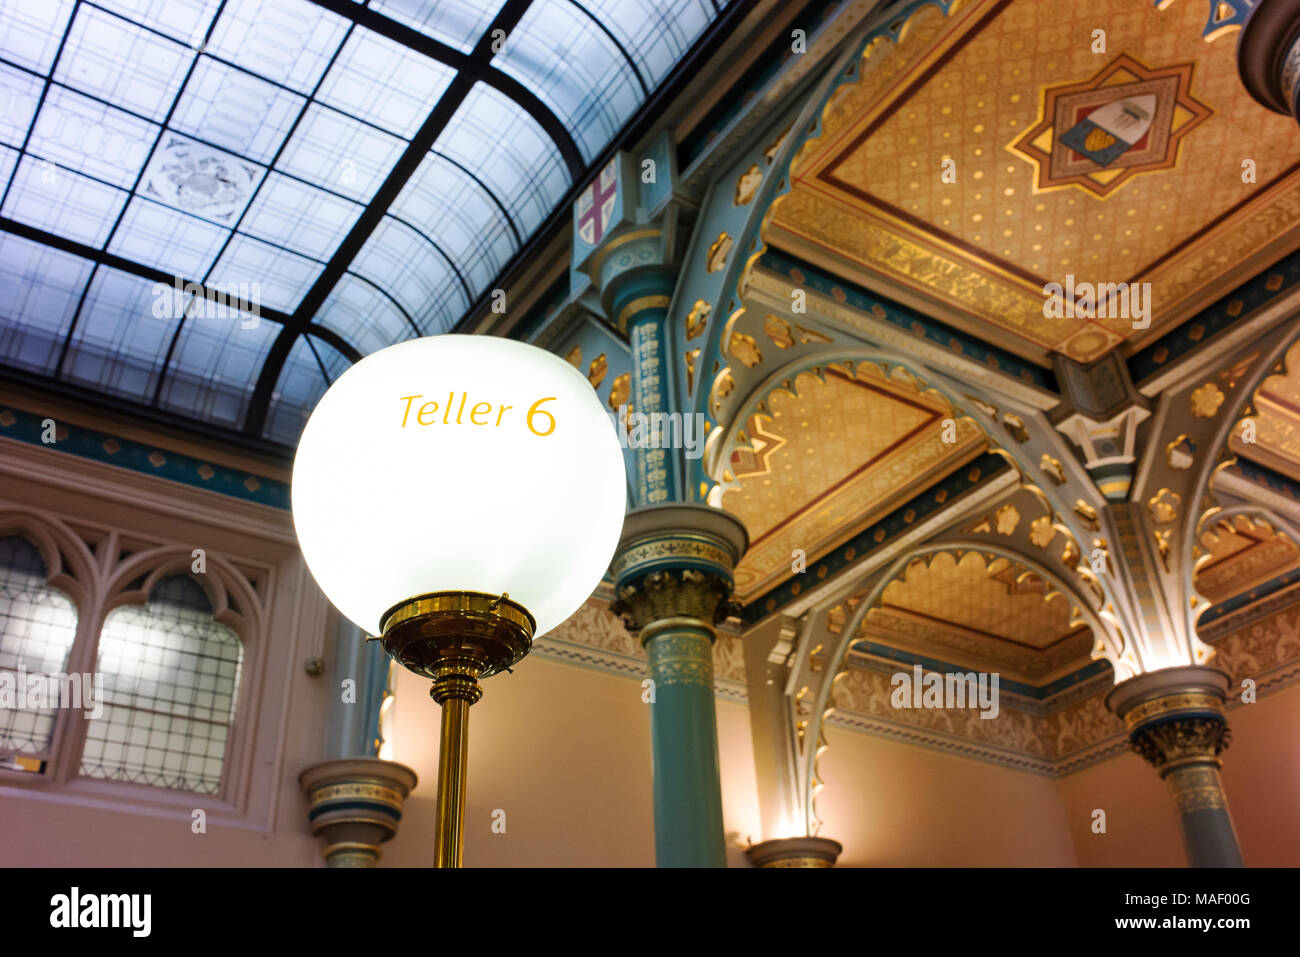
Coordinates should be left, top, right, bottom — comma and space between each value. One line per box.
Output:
746, 836, 843, 868
299, 757, 418, 868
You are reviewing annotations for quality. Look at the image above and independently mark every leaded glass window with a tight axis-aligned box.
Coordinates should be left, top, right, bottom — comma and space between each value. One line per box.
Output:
0, 535, 80, 771
81, 574, 242, 795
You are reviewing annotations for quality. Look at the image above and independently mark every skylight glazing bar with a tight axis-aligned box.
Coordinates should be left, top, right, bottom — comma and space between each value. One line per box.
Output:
193, 19, 357, 294
0, 216, 292, 325
302, 331, 332, 383
0, 0, 83, 212
53, 0, 227, 381
385, 212, 474, 305
305, 323, 360, 363
347, 270, 421, 338
433, 149, 524, 247
565, 0, 649, 96
301, 0, 582, 178
244, 0, 543, 436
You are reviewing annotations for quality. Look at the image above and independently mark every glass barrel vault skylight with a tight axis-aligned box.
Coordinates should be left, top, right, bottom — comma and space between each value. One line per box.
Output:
0, 0, 726, 445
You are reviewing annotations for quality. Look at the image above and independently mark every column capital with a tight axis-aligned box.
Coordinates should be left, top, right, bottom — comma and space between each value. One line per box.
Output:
610, 504, 749, 584
1105, 666, 1231, 773
607, 506, 745, 867
608, 504, 748, 637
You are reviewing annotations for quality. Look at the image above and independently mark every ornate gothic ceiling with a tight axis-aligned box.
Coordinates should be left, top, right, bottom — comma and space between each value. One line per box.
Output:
1235, 355, 1300, 483
720, 362, 985, 599
1195, 513, 1300, 602
863, 551, 1091, 683
766, 0, 1300, 365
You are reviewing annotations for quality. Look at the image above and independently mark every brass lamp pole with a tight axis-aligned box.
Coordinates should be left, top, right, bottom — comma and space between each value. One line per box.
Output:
376, 590, 535, 867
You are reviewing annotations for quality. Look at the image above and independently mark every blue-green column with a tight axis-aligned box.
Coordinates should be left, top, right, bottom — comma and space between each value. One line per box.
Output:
601, 247, 679, 507
324, 616, 391, 758
611, 504, 748, 867
581, 176, 748, 863
300, 617, 416, 867
1106, 666, 1244, 868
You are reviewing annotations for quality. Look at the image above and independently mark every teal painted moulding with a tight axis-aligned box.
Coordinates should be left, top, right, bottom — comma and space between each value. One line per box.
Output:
0, 404, 290, 510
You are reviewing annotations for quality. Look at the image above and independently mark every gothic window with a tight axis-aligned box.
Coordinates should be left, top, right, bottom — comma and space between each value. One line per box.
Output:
0, 535, 80, 773
80, 574, 243, 795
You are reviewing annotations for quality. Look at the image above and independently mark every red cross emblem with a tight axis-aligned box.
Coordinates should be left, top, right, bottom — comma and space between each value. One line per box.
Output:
576, 159, 618, 246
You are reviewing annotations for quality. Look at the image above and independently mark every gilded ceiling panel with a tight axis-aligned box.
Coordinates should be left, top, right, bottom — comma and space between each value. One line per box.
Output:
770, 0, 1300, 363
879, 550, 1082, 648
1195, 513, 1300, 601
722, 367, 984, 598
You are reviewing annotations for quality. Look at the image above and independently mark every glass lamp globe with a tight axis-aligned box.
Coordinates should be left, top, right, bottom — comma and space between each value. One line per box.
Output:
291, 334, 628, 640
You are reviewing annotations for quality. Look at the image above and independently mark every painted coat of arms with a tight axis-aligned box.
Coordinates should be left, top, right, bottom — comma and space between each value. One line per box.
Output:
1010, 55, 1211, 198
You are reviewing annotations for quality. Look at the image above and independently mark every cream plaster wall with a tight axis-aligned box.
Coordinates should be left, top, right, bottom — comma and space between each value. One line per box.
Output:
815, 726, 1080, 866
381, 654, 763, 867
1057, 680, 1300, 867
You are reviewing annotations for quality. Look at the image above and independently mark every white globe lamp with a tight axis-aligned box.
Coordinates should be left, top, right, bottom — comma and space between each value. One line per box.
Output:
291, 334, 627, 865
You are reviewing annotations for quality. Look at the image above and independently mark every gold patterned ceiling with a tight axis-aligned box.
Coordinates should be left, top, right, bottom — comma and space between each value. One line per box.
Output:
1195, 514, 1300, 602
721, 364, 984, 599
1234, 353, 1300, 483
863, 551, 1092, 682
768, 0, 1300, 365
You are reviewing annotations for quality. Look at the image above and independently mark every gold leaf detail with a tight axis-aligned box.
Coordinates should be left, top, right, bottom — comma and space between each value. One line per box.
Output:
1040, 453, 1065, 484
1002, 413, 1028, 443
1190, 382, 1225, 418
713, 370, 735, 408
707, 232, 733, 273
1165, 435, 1194, 470
1154, 529, 1171, 571
763, 124, 791, 164
764, 314, 794, 349
686, 299, 711, 340
1148, 488, 1181, 525
734, 164, 762, 205
1030, 516, 1057, 548
729, 332, 762, 368
995, 504, 1020, 535
587, 353, 607, 389
795, 322, 832, 344
1084, 126, 1117, 152
608, 373, 630, 411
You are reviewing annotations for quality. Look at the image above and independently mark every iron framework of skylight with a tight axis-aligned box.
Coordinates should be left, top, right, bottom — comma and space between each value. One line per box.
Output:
0, 0, 735, 447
